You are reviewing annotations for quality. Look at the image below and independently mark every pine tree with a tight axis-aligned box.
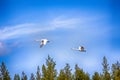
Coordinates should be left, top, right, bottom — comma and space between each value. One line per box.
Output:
41, 64, 47, 80
114, 69, 120, 80
42, 55, 57, 80
74, 64, 90, 80
21, 71, 27, 80
36, 66, 41, 80
14, 74, 20, 80
92, 72, 101, 80
64, 63, 72, 80
0, 62, 11, 80
112, 61, 120, 80
74, 64, 84, 80
84, 73, 90, 80
30, 73, 35, 80
102, 56, 111, 80
57, 69, 66, 80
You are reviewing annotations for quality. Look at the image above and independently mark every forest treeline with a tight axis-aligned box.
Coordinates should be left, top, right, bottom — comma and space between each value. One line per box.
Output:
0, 55, 120, 80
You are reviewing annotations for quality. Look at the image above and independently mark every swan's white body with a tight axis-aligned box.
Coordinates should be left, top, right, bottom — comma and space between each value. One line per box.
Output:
35, 39, 50, 48
72, 46, 86, 52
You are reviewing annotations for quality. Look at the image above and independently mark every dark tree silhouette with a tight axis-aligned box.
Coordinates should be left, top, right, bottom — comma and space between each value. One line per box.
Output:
41, 64, 47, 80
14, 74, 20, 80
0, 62, 11, 80
36, 66, 41, 80
21, 71, 27, 80
30, 73, 35, 80
102, 56, 111, 80
0, 55, 120, 80
112, 61, 120, 80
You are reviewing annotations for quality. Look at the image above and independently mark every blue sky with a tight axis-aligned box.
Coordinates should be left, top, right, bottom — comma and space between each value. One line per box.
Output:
0, 0, 120, 79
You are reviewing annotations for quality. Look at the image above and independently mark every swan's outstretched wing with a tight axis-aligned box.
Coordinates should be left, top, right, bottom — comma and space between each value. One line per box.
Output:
71, 48, 79, 51
35, 39, 40, 42
72, 46, 86, 52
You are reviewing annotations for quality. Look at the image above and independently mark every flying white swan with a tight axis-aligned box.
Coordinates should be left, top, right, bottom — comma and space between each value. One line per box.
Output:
35, 39, 50, 48
72, 46, 86, 52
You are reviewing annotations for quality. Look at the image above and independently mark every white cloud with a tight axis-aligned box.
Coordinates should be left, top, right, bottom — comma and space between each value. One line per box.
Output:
0, 23, 40, 40
51, 18, 80, 28
50, 15, 104, 29
0, 15, 106, 41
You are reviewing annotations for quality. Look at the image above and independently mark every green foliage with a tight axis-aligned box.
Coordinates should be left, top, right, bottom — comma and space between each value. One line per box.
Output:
57, 69, 66, 80
0, 56, 120, 80
36, 66, 41, 80
14, 74, 20, 80
92, 72, 101, 80
30, 73, 35, 80
42, 55, 57, 80
102, 56, 109, 73
112, 61, 120, 80
41, 64, 47, 80
57, 63, 73, 80
0, 62, 11, 80
21, 71, 27, 80
64, 63, 72, 80
74, 64, 90, 80
84, 73, 90, 80
102, 56, 111, 80
74, 64, 85, 80
114, 69, 120, 80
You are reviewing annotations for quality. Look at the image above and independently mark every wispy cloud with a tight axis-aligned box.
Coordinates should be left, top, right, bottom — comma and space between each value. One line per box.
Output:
0, 15, 105, 40
50, 15, 104, 28
0, 23, 40, 40
51, 18, 80, 28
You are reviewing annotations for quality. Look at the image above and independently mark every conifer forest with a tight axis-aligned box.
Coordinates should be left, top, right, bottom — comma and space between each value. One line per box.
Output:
0, 55, 120, 80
